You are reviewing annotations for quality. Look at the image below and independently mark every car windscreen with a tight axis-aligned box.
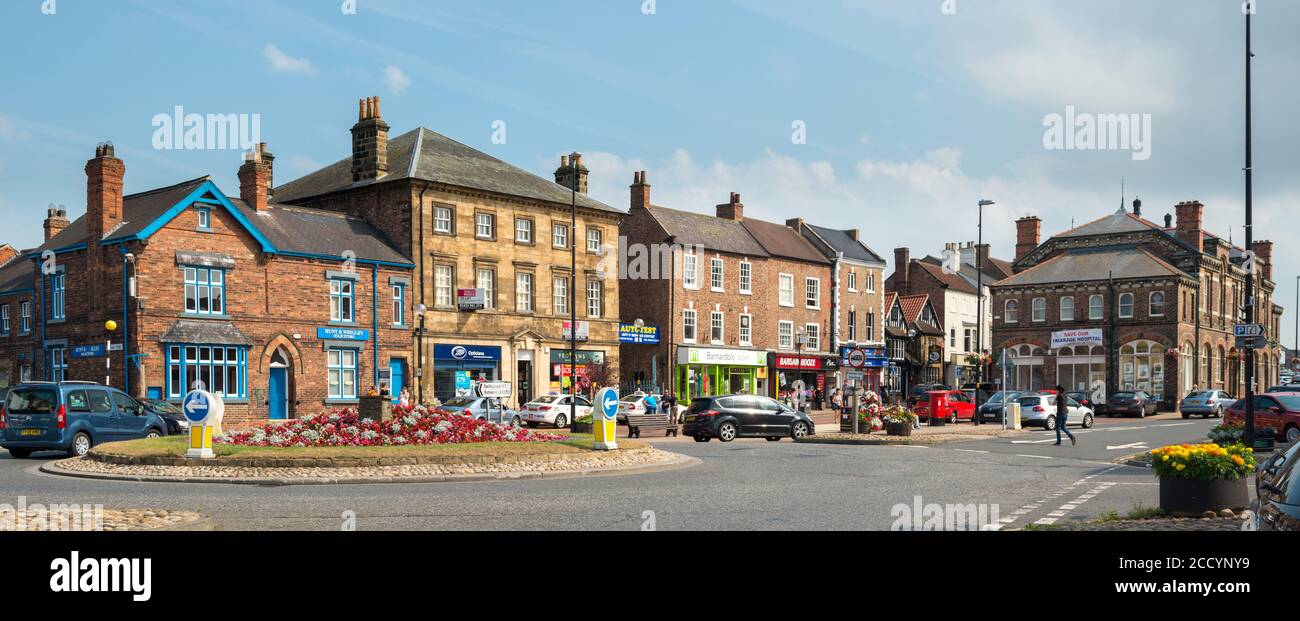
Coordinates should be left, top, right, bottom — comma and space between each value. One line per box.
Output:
5, 388, 58, 414
441, 398, 476, 408
1113, 392, 1135, 400
1271, 395, 1300, 411
687, 398, 713, 412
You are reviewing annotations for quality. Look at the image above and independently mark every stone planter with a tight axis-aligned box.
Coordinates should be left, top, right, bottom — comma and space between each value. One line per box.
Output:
571, 423, 593, 434
885, 422, 913, 437
1158, 476, 1249, 516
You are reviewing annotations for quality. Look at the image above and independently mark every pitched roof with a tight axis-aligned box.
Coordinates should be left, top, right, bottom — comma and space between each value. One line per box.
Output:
228, 199, 410, 265
899, 294, 930, 324
37, 177, 210, 253
1055, 209, 1165, 239
644, 206, 769, 257
741, 218, 830, 264
273, 128, 620, 214
916, 258, 979, 294
996, 246, 1188, 287
804, 224, 885, 264
0, 253, 34, 295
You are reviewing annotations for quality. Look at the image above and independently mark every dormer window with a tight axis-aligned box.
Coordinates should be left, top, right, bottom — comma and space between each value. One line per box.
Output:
197, 207, 211, 230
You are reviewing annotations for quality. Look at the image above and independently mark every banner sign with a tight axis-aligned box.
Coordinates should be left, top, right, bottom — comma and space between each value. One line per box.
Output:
435, 344, 502, 362
618, 323, 661, 344
680, 347, 767, 367
774, 355, 823, 370
1050, 328, 1104, 350
318, 327, 370, 342
562, 321, 590, 342
71, 344, 106, 359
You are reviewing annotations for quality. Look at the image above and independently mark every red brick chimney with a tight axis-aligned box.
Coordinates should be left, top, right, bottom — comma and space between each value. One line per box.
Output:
976, 243, 992, 269
0, 244, 16, 267
846, 229, 860, 241
1251, 240, 1274, 282
1015, 216, 1041, 262
351, 96, 390, 183
716, 192, 744, 221
86, 143, 125, 244
43, 206, 69, 242
1175, 201, 1204, 254
630, 170, 650, 212
893, 247, 910, 294
555, 153, 589, 195
239, 143, 272, 212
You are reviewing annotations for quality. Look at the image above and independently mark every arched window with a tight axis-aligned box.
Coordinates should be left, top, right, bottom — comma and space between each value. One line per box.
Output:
1119, 293, 1135, 319
1149, 291, 1165, 317
1089, 294, 1104, 320
1005, 300, 1019, 324
1060, 296, 1075, 321
1057, 344, 1104, 393
1217, 345, 1226, 385
1032, 298, 1047, 322
1006, 344, 1045, 392
1180, 342, 1194, 396
1120, 340, 1165, 395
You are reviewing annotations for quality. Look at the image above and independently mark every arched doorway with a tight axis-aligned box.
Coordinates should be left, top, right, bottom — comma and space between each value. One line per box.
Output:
268, 347, 292, 420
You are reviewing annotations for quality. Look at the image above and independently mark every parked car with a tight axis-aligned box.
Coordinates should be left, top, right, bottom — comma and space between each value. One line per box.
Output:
909, 384, 950, 404
1014, 393, 1095, 430
0, 381, 167, 458
1255, 440, 1300, 531
914, 390, 975, 424
1178, 390, 1233, 419
681, 394, 814, 443
141, 399, 191, 435
1104, 391, 1158, 418
977, 391, 1023, 423
1266, 384, 1300, 394
435, 396, 523, 427
520, 394, 591, 428
1224, 393, 1300, 445
1064, 391, 1098, 410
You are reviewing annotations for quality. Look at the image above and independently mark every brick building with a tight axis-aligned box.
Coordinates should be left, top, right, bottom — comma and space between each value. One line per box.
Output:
274, 97, 623, 407
618, 175, 833, 401
0, 250, 38, 388
6, 142, 414, 425
991, 200, 1284, 407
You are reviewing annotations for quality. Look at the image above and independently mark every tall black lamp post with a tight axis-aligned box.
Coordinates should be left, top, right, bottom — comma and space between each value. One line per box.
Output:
975, 199, 995, 424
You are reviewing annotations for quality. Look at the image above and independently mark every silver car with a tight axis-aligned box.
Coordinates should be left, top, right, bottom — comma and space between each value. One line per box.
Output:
436, 397, 522, 426
1179, 390, 1232, 419
1015, 394, 1095, 430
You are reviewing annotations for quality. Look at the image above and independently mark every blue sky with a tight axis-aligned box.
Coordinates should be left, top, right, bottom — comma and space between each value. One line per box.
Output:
1, 0, 1298, 346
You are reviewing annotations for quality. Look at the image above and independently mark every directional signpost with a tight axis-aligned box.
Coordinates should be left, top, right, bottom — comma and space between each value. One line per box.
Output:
183, 389, 224, 459
1235, 323, 1265, 350
594, 387, 619, 451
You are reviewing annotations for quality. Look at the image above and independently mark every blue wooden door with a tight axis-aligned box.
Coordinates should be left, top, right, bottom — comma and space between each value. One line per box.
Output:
269, 367, 288, 420
389, 359, 406, 404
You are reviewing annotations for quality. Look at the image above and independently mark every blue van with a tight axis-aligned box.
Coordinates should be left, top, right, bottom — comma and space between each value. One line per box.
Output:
0, 382, 167, 458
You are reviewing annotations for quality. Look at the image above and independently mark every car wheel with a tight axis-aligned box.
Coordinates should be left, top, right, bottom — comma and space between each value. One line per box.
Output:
146, 428, 163, 439
554, 414, 568, 429
1045, 415, 1057, 431
717, 422, 738, 442
1285, 425, 1300, 445
694, 435, 711, 443
791, 421, 810, 439
949, 410, 959, 425
1214, 407, 1223, 419
1182, 412, 1191, 420
68, 432, 92, 457
8, 449, 32, 459
1082, 413, 1094, 429
510, 416, 522, 428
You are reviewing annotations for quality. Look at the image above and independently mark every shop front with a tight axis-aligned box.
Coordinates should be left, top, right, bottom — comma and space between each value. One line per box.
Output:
773, 354, 834, 402
839, 346, 889, 393
433, 343, 501, 403
549, 349, 606, 397
676, 347, 767, 400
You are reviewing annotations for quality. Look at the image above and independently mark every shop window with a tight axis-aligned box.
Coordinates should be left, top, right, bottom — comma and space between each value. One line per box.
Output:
166, 345, 247, 399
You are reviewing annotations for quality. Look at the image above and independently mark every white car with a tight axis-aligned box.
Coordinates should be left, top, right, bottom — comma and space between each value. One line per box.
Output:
522, 394, 592, 428
1015, 394, 1095, 430
616, 394, 684, 421
435, 397, 522, 426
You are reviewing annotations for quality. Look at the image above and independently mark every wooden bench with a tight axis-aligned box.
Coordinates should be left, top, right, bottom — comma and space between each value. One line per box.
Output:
626, 414, 678, 438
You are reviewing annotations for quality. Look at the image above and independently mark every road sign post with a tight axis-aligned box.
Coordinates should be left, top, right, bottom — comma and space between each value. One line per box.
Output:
594, 386, 619, 451
183, 389, 224, 459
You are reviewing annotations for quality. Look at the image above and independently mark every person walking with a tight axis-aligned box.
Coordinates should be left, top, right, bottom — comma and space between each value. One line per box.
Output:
1054, 385, 1076, 446
662, 390, 678, 424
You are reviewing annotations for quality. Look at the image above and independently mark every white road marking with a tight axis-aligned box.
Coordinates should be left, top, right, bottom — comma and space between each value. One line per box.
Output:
1107, 442, 1149, 451
1155, 423, 1196, 428
954, 449, 990, 454
1016, 454, 1054, 460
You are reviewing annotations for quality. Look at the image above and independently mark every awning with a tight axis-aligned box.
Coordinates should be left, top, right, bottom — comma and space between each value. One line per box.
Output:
158, 319, 253, 346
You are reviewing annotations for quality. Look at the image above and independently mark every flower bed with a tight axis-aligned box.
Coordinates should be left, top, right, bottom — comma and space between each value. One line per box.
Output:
218, 405, 566, 448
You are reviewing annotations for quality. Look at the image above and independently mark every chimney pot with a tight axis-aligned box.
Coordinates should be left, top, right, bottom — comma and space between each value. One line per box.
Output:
630, 170, 651, 212
239, 143, 272, 212
893, 248, 911, 294
1014, 216, 1042, 262
1175, 200, 1205, 254
716, 192, 744, 221
351, 96, 390, 182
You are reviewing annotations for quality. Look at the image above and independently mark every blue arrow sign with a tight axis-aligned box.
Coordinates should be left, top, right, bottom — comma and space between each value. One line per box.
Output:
597, 387, 619, 421
183, 392, 210, 423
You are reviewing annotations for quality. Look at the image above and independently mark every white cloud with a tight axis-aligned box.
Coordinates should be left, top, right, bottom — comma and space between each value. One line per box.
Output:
0, 115, 19, 142
385, 65, 412, 95
263, 44, 316, 74
284, 155, 322, 172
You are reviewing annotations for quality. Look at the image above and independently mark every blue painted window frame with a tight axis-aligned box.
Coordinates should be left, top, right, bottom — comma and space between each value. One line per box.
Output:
166, 344, 247, 400
392, 283, 405, 326
50, 346, 67, 382
51, 273, 65, 320
197, 207, 211, 230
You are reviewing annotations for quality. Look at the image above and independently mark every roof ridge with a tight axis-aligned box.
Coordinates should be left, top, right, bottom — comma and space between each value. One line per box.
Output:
124, 175, 210, 200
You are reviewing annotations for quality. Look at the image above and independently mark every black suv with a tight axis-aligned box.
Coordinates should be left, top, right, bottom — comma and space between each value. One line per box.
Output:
681, 395, 815, 443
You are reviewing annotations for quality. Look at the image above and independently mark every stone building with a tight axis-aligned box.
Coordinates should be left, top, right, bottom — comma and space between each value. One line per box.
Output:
274, 97, 624, 406
618, 174, 833, 401
7, 142, 414, 425
991, 200, 1284, 407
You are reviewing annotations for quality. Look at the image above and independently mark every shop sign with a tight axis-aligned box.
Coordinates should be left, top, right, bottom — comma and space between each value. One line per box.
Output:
318, 327, 370, 341
775, 355, 823, 370
550, 350, 605, 365
618, 323, 660, 344
553, 364, 594, 378
1050, 328, 1104, 350
435, 344, 502, 362
563, 321, 590, 342
71, 344, 107, 359
680, 347, 767, 367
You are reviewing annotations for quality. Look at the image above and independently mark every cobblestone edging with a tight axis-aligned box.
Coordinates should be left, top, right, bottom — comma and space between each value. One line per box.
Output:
86, 444, 656, 468
1028, 516, 1250, 532
797, 430, 1019, 446
41, 449, 696, 486
0, 508, 212, 532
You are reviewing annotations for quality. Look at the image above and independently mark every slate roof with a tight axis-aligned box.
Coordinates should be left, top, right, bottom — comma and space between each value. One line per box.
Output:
1055, 209, 1166, 239
228, 199, 411, 265
916, 259, 979, 295
644, 206, 769, 257
37, 177, 210, 253
805, 224, 886, 265
158, 320, 253, 346
996, 246, 1187, 287
741, 218, 830, 264
273, 128, 620, 214
0, 253, 35, 294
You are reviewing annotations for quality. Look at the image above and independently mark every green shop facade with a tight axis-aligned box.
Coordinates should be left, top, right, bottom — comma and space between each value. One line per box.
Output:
675, 346, 769, 400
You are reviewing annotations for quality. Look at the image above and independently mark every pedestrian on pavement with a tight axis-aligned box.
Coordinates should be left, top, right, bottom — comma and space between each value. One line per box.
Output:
643, 393, 659, 418
1053, 385, 1076, 446
399, 388, 411, 408
662, 391, 678, 424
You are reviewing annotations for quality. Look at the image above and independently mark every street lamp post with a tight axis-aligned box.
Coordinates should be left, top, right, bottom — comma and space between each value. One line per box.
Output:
569, 152, 579, 419
1243, 11, 1256, 448
975, 199, 995, 425
416, 303, 427, 405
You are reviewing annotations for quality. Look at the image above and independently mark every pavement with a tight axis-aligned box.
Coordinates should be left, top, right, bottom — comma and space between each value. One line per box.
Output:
0, 411, 1227, 531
